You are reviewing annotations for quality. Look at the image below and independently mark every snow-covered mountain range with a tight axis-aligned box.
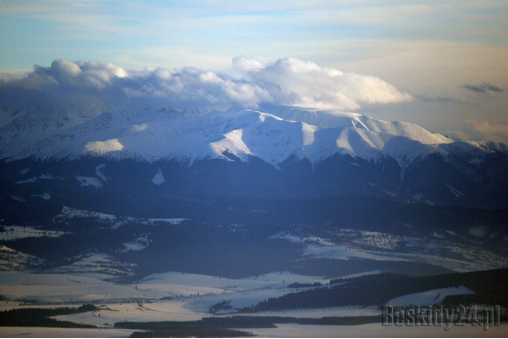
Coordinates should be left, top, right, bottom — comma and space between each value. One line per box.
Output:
0, 104, 507, 209
0, 104, 501, 165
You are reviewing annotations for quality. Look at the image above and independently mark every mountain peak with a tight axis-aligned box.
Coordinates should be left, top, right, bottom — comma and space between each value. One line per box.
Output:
0, 104, 490, 171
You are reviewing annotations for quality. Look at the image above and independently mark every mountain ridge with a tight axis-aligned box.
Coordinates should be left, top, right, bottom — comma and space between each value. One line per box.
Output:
1, 104, 506, 209
0, 104, 496, 167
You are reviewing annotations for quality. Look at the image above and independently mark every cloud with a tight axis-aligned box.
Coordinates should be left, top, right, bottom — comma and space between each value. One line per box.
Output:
467, 119, 508, 140
0, 57, 412, 112
232, 56, 264, 72
461, 82, 503, 94
235, 57, 413, 110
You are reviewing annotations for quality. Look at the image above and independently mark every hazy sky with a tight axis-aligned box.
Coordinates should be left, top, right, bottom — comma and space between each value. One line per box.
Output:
0, 1, 506, 140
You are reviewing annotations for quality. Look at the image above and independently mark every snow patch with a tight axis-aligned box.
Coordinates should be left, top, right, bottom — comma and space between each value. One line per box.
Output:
343, 229, 400, 250
122, 235, 151, 252
469, 226, 485, 237
15, 177, 36, 184
0, 246, 45, 271
0, 245, 17, 253
56, 207, 188, 229
59, 206, 116, 221
95, 164, 107, 182
16, 173, 62, 184
383, 189, 397, 197
84, 138, 124, 155
123, 242, 148, 251
131, 123, 149, 132
32, 191, 51, 200
274, 229, 508, 272
444, 183, 463, 198
46, 252, 135, 276
0, 226, 69, 240
152, 169, 165, 185
146, 218, 186, 225
387, 285, 475, 305
10, 195, 26, 202
76, 176, 103, 188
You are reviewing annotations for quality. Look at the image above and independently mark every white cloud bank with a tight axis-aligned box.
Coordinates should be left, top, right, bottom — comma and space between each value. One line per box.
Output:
0, 57, 412, 112
467, 119, 508, 141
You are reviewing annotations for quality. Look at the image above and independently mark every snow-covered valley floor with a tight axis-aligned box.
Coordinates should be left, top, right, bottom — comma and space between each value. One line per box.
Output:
1, 268, 507, 337
244, 322, 508, 338
2, 323, 507, 338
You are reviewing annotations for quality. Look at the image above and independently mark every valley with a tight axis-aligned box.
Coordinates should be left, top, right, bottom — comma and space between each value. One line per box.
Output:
0, 105, 507, 337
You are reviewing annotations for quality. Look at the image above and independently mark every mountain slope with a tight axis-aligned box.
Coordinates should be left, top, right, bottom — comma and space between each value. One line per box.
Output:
0, 104, 506, 208
0, 104, 486, 166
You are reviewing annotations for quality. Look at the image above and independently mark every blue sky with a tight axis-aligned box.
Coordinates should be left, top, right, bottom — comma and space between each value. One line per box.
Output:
0, 1, 507, 140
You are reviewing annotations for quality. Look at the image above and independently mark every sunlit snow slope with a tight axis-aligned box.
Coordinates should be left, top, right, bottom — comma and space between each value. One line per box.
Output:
0, 105, 490, 171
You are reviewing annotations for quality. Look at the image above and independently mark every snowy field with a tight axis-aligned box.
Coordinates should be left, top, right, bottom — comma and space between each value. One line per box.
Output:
0, 327, 135, 338
0, 270, 331, 308
0, 245, 44, 270
44, 253, 137, 276
54, 206, 188, 229
273, 230, 508, 272
0, 272, 161, 302
1, 269, 507, 337
0, 226, 68, 241
1, 322, 506, 338
387, 285, 475, 305
244, 323, 508, 338
0, 270, 489, 314
0, 270, 375, 326
0, 324, 508, 338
